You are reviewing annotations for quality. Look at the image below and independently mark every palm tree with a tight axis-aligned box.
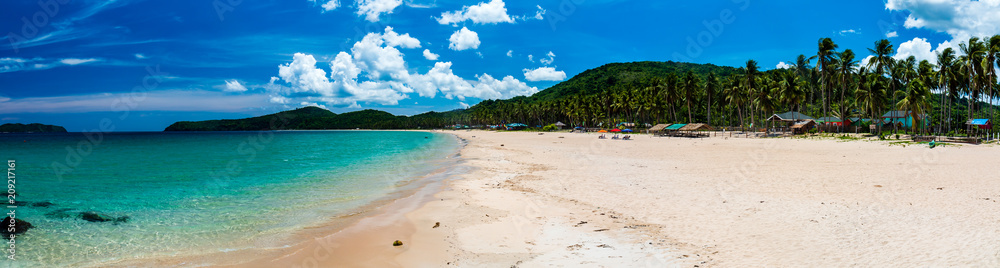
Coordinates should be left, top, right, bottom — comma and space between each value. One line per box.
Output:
705, 72, 719, 125
986, 35, 1000, 122
857, 71, 888, 134
960, 37, 987, 123
867, 39, 895, 76
936, 48, 957, 133
896, 79, 933, 133
816, 38, 839, 121
744, 59, 760, 129
725, 74, 746, 129
683, 70, 699, 123
837, 49, 858, 129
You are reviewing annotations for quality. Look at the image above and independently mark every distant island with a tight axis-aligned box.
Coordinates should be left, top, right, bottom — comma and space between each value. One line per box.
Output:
165, 61, 738, 131
164, 107, 466, 131
0, 123, 68, 133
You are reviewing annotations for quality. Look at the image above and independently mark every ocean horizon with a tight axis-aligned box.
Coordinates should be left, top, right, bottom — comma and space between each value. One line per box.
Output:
1, 130, 460, 267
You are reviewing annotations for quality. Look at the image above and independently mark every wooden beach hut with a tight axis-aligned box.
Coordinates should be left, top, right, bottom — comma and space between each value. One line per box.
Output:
791, 120, 817, 135
966, 119, 992, 130
881, 111, 929, 130
662, 124, 686, 136
679, 123, 713, 132
767, 111, 815, 122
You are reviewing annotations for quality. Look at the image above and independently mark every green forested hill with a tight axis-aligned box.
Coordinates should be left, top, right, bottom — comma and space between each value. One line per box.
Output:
529, 61, 740, 102
0, 123, 68, 133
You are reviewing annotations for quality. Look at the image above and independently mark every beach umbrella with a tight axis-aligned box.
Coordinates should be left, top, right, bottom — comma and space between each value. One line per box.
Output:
597, 130, 608, 133
623, 129, 633, 132
611, 129, 621, 132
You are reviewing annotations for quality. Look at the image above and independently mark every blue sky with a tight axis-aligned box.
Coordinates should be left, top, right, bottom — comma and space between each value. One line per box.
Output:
1, 0, 996, 131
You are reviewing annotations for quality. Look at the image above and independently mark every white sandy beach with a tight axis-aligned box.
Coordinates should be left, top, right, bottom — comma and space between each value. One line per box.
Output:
156, 130, 1000, 267
390, 130, 1000, 267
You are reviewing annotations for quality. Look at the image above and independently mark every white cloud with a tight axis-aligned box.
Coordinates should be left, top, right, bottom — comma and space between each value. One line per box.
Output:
474, 73, 539, 98
1, 57, 105, 73
838, 29, 860, 35
886, 0, 1000, 42
270, 27, 536, 107
886, 31, 899, 38
861, 55, 876, 67
224, 80, 249, 92
135, 53, 146, 59
351, 26, 420, 80
540, 51, 555, 65
436, 0, 513, 25
776, 62, 793, 69
527, 54, 534, 62
409, 61, 474, 99
448, 27, 481, 51
506, 50, 513, 57
894, 37, 950, 65
523, 67, 567, 82
278, 53, 335, 96
0, 90, 271, 114
458, 102, 470, 109
533, 5, 545, 20
59, 58, 100, 65
423, 49, 440, 60
356, 0, 403, 22
309, 0, 340, 11
380, 26, 421, 48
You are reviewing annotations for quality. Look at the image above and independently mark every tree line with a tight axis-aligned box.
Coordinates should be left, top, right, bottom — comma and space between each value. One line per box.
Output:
465, 36, 1000, 135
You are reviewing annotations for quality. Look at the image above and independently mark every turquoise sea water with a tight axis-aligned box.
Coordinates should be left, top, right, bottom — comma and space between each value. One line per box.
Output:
0, 131, 459, 267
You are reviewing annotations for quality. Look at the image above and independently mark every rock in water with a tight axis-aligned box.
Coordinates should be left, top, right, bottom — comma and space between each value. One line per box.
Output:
30, 201, 55, 208
80, 212, 114, 222
0, 217, 33, 235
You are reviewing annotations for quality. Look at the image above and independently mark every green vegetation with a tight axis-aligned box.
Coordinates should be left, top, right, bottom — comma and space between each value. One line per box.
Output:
165, 106, 470, 131
166, 36, 1000, 133
0, 123, 68, 133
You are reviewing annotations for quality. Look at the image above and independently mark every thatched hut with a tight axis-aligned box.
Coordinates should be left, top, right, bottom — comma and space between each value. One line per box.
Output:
679, 123, 713, 131
791, 120, 817, 135
647, 124, 671, 134
553, 121, 567, 129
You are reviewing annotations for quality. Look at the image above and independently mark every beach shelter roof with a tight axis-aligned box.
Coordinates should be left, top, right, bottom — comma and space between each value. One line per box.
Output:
967, 119, 991, 126
816, 116, 841, 123
791, 120, 816, 129
554, 121, 567, 126
679, 123, 713, 131
882, 111, 928, 119
665, 124, 686, 130
768, 111, 815, 122
648, 124, 671, 132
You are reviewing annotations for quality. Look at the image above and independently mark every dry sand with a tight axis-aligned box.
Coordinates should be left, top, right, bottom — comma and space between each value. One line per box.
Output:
395, 130, 1000, 267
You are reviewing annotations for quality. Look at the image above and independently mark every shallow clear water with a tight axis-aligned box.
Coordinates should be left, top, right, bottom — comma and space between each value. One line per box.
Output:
0, 131, 458, 267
